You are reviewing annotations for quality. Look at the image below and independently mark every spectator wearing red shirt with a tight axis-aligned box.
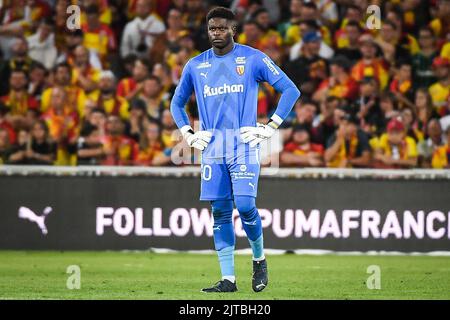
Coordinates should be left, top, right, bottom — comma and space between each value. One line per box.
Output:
313, 55, 359, 103
1, 69, 39, 129
389, 60, 415, 110
41, 87, 79, 165
134, 120, 170, 166
117, 58, 151, 101
281, 124, 324, 167
0, 102, 17, 145
351, 34, 389, 90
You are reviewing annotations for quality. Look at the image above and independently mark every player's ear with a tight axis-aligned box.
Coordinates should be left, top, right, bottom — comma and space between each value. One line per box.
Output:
230, 21, 237, 36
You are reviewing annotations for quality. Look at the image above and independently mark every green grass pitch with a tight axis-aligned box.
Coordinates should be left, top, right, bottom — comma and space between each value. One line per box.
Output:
0, 251, 449, 300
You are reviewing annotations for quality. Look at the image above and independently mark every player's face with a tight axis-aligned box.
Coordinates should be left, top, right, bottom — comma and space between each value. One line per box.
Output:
208, 18, 234, 49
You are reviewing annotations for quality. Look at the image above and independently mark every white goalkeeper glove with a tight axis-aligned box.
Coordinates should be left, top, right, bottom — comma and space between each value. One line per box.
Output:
180, 125, 212, 151
240, 120, 279, 148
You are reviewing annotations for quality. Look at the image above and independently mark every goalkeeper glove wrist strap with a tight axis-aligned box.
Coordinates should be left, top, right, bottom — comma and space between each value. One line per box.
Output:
268, 114, 283, 129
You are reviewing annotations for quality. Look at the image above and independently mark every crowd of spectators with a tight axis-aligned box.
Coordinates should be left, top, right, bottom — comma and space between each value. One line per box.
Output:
0, 0, 449, 169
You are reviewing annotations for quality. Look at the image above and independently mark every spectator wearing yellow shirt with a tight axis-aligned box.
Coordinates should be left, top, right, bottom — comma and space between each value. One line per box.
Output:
165, 33, 201, 70
277, 0, 302, 43
431, 126, 450, 168
41, 63, 87, 117
429, 57, 450, 116
441, 40, 450, 61
80, 0, 113, 26
284, 2, 331, 47
82, 4, 117, 66
324, 113, 371, 168
429, 0, 450, 39
337, 4, 367, 36
289, 21, 334, 61
86, 70, 129, 120
374, 118, 418, 169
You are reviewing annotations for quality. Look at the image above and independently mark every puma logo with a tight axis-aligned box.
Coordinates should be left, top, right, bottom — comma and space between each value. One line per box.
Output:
18, 206, 52, 235
200, 72, 208, 79
249, 182, 255, 190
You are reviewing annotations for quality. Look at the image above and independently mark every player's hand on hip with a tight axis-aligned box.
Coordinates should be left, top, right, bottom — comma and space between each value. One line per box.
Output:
180, 125, 212, 151
240, 123, 276, 147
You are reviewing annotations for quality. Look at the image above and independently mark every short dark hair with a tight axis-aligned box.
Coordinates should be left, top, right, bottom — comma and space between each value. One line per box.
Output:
244, 19, 263, 31
299, 19, 319, 31
85, 4, 100, 15
383, 19, 397, 30
54, 62, 71, 73
80, 123, 98, 137
346, 20, 362, 31
206, 6, 236, 23
302, 2, 317, 10
251, 7, 269, 19
144, 75, 162, 85
41, 16, 55, 26
90, 107, 106, 115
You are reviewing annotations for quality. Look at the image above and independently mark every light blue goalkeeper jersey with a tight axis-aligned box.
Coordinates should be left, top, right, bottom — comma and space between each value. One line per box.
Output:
171, 43, 298, 159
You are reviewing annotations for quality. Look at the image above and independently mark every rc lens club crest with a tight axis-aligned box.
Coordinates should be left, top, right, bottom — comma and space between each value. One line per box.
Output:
236, 65, 245, 76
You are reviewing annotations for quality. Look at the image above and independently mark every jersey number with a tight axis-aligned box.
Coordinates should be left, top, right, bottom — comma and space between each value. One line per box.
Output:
202, 164, 212, 181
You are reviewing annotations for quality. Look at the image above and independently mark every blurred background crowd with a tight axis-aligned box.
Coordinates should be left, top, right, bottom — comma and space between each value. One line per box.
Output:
0, 0, 449, 169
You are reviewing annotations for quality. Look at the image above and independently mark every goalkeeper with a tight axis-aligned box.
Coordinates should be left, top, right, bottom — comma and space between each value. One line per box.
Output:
170, 7, 300, 293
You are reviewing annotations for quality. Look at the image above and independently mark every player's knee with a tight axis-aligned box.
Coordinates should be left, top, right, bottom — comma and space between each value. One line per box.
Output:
211, 200, 233, 224
234, 196, 257, 220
